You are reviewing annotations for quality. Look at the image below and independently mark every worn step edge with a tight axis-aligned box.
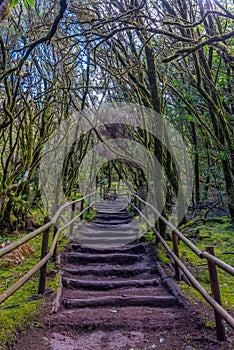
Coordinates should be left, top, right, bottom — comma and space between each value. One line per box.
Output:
93, 220, 132, 225
95, 213, 130, 218
62, 277, 160, 290
64, 253, 142, 264
79, 224, 141, 233
62, 295, 177, 309
76, 227, 138, 233
63, 266, 154, 277
76, 232, 137, 239
73, 237, 139, 246
69, 242, 145, 254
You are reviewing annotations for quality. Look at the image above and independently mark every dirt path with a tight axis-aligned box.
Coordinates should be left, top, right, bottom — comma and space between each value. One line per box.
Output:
11, 202, 234, 349
12, 239, 233, 350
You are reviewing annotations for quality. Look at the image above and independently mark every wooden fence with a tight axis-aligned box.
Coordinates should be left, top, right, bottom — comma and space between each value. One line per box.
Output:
0, 191, 96, 305
1, 189, 233, 342
127, 191, 234, 341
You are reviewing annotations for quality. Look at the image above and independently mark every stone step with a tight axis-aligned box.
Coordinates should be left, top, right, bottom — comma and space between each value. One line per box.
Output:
92, 219, 132, 225
77, 228, 141, 236
73, 236, 138, 246
48, 307, 181, 332
64, 252, 142, 265
77, 222, 141, 233
62, 295, 177, 309
94, 215, 130, 221
93, 200, 128, 211
93, 206, 128, 213
95, 211, 130, 218
69, 242, 145, 254
62, 277, 160, 290
76, 230, 137, 238
63, 265, 154, 277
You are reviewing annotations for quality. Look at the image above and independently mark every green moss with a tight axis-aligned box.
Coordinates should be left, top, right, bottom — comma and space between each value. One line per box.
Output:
178, 218, 234, 309
205, 320, 216, 329
0, 288, 43, 348
0, 230, 68, 349
157, 242, 172, 264
138, 221, 147, 232
144, 229, 156, 244
83, 208, 95, 221
147, 218, 234, 310
179, 281, 209, 305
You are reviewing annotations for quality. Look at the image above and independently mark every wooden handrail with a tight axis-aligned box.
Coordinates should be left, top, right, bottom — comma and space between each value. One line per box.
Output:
0, 191, 96, 259
127, 191, 234, 276
0, 202, 95, 305
0, 192, 96, 305
128, 196, 234, 330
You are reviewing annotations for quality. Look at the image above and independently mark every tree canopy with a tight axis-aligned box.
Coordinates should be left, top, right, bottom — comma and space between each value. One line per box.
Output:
0, 0, 233, 231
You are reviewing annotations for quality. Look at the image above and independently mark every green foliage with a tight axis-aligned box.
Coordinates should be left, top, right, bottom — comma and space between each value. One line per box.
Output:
219, 151, 228, 161
11, 0, 35, 10
144, 229, 157, 245
126, 204, 136, 218
205, 320, 216, 330
0, 190, 31, 230
157, 242, 171, 264
83, 208, 95, 221
179, 281, 209, 305
179, 218, 234, 309
0, 287, 42, 348
0, 229, 68, 349
185, 113, 198, 123
152, 217, 234, 309
11, 0, 19, 6
71, 192, 81, 200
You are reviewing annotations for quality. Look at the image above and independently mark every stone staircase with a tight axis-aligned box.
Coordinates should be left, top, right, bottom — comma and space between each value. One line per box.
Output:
14, 200, 217, 350
72, 199, 142, 246
56, 199, 185, 313
48, 200, 190, 349
61, 242, 178, 310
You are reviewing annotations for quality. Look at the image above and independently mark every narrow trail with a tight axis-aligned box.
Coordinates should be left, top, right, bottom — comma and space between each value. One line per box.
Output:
13, 200, 230, 350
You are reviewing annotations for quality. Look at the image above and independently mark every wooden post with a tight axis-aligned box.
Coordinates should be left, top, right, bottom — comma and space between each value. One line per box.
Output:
38, 217, 50, 294
80, 199, 84, 220
172, 232, 180, 281
134, 195, 137, 208
145, 205, 150, 230
52, 225, 58, 262
139, 202, 142, 223
171, 217, 181, 281
142, 204, 146, 225
87, 196, 91, 215
70, 202, 75, 236
206, 246, 226, 341
155, 219, 160, 244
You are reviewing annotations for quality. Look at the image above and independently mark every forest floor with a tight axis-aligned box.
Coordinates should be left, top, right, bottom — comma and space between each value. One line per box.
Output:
1, 216, 234, 350
10, 281, 234, 350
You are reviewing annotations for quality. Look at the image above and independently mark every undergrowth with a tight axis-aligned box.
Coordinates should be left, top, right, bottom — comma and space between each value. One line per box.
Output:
180, 217, 234, 309
152, 216, 234, 310
0, 228, 68, 349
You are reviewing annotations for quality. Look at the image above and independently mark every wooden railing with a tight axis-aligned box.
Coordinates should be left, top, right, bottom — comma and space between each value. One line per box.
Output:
127, 191, 234, 341
0, 191, 96, 305
1, 189, 233, 341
